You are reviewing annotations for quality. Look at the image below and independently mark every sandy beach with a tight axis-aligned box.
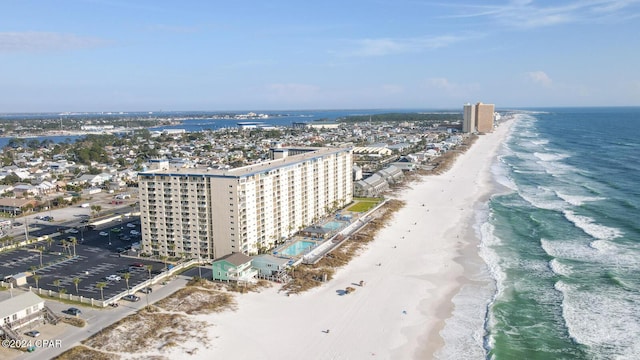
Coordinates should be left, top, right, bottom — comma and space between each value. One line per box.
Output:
148, 119, 515, 360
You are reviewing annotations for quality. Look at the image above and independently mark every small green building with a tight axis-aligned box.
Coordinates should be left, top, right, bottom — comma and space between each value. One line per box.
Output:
211, 253, 257, 283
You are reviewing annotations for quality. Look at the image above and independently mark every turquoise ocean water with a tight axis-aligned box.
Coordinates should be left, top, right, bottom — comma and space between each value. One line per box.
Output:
438, 107, 640, 359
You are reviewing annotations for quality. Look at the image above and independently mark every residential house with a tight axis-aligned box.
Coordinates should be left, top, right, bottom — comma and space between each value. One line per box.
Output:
354, 173, 388, 198
0, 291, 45, 334
211, 253, 257, 283
252, 254, 290, 282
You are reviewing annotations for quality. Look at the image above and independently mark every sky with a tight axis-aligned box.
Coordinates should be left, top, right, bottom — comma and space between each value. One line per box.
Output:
1, 0, 639, 112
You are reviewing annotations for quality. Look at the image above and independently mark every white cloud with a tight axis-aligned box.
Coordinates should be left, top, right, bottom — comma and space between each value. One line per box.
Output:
0, 32, 109, 53
339, 34, 474, 57
447, 0, 640, 28
526, 71, 553, 86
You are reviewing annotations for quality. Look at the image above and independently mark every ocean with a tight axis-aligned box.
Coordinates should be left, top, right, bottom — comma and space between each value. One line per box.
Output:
439, 107, 640, 359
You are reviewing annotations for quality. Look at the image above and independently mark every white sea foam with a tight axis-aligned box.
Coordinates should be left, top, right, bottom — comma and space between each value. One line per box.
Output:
548, 258, 572, 276
533, 152, 570, 162
531, 139, 549, 146
492, 159, 517, 191
555, 280, 640, 358
519, 189, 565, 211
555, 191, 605, 207
435, 284, 494, 360
563, 210, 623, 240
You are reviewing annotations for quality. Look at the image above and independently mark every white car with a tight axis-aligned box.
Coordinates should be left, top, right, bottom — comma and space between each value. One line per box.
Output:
105, 275, 121, 281
130, 230, 140, 236
68, 228, 79, 234
99, 231, 109, 236
126, 223, 136, 228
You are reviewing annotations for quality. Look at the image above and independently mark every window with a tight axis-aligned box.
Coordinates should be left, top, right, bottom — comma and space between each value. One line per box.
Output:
12, 314, 18, 321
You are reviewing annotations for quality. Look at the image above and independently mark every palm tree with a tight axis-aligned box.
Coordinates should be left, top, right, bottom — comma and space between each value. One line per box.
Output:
46, 237, 53, 250
59, 288, 67, 299
53, 279, 61, 292
33, 274, 41, 288
69, 237, 77, 257
145, 265, 153, 279
60, 239, 69, 256
96, 282, 107, 301
160, 255, 168, 271
29, 265, 38, 274
73, 277, 81, 295
123, 272, 131, 293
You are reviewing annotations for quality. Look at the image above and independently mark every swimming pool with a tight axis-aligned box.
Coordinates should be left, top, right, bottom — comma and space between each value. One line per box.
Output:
322, 221, 344, 231
278, 240, 315, 256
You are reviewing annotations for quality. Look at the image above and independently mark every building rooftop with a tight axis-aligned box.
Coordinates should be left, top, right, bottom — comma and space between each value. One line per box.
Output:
139, 147, 351, 179
0, 291, 43, 319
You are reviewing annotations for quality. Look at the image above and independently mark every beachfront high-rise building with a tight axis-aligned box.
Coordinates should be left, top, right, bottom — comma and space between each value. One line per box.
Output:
137, 147, 353, 260
475, 102, 495, 133
463, 103, 476, 133
461, 102, 495, 133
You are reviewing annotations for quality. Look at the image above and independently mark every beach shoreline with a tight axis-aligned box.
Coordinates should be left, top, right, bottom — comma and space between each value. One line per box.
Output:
141, 118, 516, 360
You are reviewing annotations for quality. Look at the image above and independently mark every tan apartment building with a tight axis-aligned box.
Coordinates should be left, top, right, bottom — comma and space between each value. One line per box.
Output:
462, 102, 495, 133
137, 147, 353, 259
475, 102, 495, 133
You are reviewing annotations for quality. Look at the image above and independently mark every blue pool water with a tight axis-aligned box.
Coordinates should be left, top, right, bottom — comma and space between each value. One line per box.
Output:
322, 221, 343, 231
279, 240, 315, 256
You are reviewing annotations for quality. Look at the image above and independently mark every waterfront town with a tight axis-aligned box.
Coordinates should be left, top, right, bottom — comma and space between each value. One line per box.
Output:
0, 104, 501, 358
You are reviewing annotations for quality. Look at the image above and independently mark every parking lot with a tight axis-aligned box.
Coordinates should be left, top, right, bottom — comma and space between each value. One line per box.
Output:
4, 216, 168, 302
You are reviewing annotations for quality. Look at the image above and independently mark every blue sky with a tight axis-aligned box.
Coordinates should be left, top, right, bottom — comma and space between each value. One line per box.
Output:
1, 0, 639, 112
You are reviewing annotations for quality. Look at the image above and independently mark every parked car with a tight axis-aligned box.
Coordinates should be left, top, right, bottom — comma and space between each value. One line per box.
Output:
126, 223, 136, 228
122, 294, 140, 302
25, 330, 40, 337
63, 307, 82, 316
99, 231, 109, 236
139, 287, 153, 294
68, 228, 79, 233
120, 236, 131, 241
13, 222, 23, 226
105, 274, 121, 281
130, 230, 140, 236
111, 228, 122, 233
130, 262, 144, 268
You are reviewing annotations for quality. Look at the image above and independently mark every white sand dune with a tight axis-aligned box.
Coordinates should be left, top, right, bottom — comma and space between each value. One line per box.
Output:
156, 119, 515, 360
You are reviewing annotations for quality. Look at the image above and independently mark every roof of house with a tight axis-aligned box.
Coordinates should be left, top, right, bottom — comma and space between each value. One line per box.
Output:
0, 291, 43, 319
253, 254, 289, 266
214, 252, 253, 266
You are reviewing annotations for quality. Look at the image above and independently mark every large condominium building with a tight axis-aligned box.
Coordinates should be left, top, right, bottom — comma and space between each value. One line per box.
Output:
461, 102, 496, 133
463, 103, 476, 133
475, 102, 495, 133
137, 147, 353, 260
